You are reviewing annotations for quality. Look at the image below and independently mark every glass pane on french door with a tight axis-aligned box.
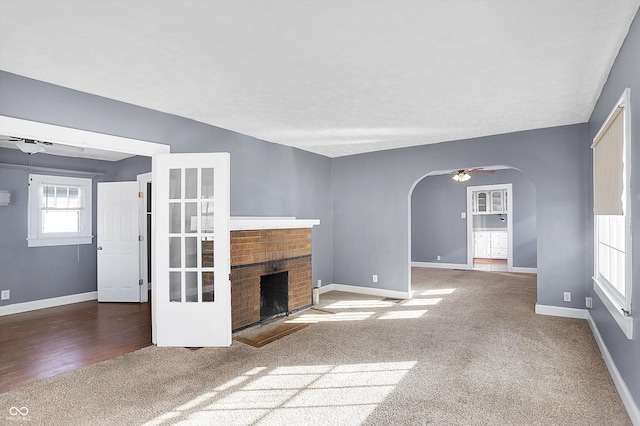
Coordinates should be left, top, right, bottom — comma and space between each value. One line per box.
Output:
168, 167, 215, 303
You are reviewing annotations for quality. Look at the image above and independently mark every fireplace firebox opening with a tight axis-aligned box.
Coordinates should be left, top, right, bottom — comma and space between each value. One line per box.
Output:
260, 271, 289, 321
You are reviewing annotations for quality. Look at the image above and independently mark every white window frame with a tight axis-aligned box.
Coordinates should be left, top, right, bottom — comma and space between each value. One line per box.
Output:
592, 88, 633, 339
27, 174, 93, 247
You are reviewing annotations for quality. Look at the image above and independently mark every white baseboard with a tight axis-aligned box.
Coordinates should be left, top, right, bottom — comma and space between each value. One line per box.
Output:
535, 304, 589, 319
0, 291, 98, 316
511, 267, 537, 273
318, 283, 410, 300
587, 312, 640, 425
411, 262, 469, 270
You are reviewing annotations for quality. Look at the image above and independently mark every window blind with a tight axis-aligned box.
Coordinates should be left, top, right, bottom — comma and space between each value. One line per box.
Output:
592, 106, 624, 215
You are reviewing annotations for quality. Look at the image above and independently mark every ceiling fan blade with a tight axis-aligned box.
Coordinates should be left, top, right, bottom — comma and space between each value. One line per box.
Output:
38, 142, 85, 153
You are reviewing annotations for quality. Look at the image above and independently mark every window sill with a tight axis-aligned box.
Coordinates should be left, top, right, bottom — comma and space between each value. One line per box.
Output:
27, 236, 93, 248
593, 277, 634, 339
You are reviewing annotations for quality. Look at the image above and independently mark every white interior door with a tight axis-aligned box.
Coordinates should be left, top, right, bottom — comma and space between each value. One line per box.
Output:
153, 153, 231, 347
97, 181, 141, 302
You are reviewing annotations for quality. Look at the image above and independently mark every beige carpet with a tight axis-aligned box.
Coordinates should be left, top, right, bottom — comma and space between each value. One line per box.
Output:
0, 268, 630, 425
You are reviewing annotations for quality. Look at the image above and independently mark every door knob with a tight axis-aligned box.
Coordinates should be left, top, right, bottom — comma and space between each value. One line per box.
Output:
97, 246, 103, 251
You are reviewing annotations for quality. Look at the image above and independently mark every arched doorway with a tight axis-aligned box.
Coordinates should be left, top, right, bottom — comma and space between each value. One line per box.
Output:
408, 166, 537, 295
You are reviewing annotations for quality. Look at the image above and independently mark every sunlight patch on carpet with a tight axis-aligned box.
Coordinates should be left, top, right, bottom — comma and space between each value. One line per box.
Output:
324, 299, 397, 309
214, 371, 265, 392
286, 311, 373, 323
402, 298, 442, 306
379, 310, 428, 320
143, 361, 417, 426
271, 365, 333, 375
419, 288, 456, 296
175, 392, 218, 411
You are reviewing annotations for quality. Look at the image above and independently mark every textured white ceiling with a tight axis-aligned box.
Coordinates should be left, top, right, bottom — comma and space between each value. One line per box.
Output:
0, 1, 638, 158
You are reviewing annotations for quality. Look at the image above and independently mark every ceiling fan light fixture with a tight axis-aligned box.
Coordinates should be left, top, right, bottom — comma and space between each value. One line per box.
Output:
3, 136, 86, 155
452, 170, 471, 182
15, 141, 45, 154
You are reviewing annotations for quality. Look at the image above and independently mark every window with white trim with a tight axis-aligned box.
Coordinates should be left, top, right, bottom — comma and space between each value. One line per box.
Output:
591, 88, 633, 339
27, 174, 93, 247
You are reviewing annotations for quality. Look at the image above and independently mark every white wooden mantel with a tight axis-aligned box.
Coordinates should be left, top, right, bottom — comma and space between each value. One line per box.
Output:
230, 217, 320, 231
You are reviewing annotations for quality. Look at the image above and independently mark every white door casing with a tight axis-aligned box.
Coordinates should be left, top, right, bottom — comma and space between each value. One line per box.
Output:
97, 182, 141, 302
153, 153, 231, 347
138, 172, 152, 304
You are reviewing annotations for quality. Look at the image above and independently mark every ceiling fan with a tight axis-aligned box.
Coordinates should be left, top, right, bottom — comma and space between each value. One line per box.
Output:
452, 168, 495, 182
0, 136, 85, 155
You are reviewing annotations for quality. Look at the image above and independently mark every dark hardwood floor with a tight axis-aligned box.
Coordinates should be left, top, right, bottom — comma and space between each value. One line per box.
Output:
0, 300, 151, 393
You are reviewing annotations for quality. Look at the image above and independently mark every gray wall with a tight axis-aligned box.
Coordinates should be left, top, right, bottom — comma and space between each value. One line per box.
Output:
411, 169, 536, 268
411, 173, 468, 265
587, 9, 640, 411
0, 71, 334, 306
0, 147, 151, 305
332, 123, 589, 304
109, 155, 152, 181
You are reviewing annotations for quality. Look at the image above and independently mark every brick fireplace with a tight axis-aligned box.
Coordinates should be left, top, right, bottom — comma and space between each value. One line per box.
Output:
227, 218, 319, 331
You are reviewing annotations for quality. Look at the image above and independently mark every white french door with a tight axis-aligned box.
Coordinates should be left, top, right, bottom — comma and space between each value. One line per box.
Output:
97, 181, 141, 302
153, 153, 231, 347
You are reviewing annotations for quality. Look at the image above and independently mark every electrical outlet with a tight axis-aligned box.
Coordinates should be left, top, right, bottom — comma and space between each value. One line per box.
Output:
586, 297, 593, 308
564, 292, 571, 302
461, 212, 466, 219
372, 275, 378, 283
1, 290, 9, 300
437, 255, 441, 261
317, 279, 322, 287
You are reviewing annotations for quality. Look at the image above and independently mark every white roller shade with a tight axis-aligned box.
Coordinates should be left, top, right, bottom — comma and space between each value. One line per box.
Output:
592, 106, 624, 215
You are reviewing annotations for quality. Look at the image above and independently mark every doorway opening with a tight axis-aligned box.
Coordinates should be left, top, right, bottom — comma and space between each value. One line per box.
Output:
408, 166, 537, 296
0, 117, 168, 290
0, 115, 169, 341
466, 183, 513, 272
